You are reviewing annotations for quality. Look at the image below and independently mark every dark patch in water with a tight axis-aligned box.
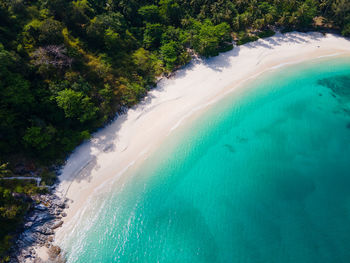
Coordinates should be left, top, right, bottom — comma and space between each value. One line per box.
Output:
347, 122, 350, 129
318, 93, 322, 96
149, 199, 219, 262
224, 144, 235, 153
274, 172, 316, 201
318, 75, 350, 99
343, 108, 350, 115
236, 136, 248, 143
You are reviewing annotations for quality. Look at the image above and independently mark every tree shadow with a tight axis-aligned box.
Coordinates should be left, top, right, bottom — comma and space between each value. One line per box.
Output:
202, 47, 237, 72
244, 31, 325, 50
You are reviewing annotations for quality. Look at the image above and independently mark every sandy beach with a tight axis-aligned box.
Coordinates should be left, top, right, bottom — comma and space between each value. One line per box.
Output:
42, 32, 350, 258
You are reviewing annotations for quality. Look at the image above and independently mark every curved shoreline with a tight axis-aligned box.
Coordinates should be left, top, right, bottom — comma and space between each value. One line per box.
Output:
36, 32, 350, 260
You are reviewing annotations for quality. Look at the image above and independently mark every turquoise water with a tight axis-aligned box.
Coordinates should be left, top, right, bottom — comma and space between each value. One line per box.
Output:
63, 57, 350, 263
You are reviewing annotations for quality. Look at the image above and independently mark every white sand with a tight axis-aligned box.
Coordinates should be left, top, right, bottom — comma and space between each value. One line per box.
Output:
44, 32, 350, 255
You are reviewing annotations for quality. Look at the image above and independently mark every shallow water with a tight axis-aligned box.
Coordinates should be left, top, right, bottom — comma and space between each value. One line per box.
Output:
62, 57, 350, 263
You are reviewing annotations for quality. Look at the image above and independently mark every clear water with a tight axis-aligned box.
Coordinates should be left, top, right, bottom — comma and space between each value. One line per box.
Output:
62, 57, 350, 263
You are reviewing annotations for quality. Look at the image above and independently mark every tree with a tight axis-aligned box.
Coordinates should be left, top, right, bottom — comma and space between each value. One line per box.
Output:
342, 23, 350, 36
160, 41, 178, 70
104, 28, 121, 50
38, 18, 64, 45
138, 5, 161, 23
232, 12, 254, 31
143, 23, 163, 49
31, 45, 72, 69
23, 126, 56, 151
294, 0, 317, 28
159, 0, 183, 26
55, 89, 98, 123
200, 0, 237, 24
192, 20, 232, 57
0, 163, 12, 178
70, 0, 94, 26
86, 12, 126, 45
332, 0, 350, 27
132, 48, 162, 82
0, 43, 33, 112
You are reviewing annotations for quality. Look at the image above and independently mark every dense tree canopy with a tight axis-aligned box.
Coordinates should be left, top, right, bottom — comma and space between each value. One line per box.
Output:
0, 0, 349, 259
0, 0, 349, 164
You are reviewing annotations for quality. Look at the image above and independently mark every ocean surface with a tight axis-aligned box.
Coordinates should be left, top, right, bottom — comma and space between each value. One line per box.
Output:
61, 57, 350, 263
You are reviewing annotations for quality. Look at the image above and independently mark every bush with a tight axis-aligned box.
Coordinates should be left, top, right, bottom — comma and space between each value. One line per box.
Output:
342, 24, 350, 37
41, 170, 57, 186
257, 29, 276, 39
192, 20, 232, 57
236, 32, 259, 45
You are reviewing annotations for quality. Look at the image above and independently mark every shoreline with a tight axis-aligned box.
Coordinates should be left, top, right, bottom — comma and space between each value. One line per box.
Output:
35, 31, 350, 260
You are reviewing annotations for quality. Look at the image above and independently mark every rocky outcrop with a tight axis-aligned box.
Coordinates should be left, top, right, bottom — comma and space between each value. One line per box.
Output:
9, 192, 69, 263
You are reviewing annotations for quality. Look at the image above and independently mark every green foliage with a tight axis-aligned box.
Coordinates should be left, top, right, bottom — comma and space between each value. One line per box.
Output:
86, 12, 125, 47
38, 18, 64, 45
294, 0, 318, 28
143, 23, 163, 49
40, 170, 57, 186
332, 0, 350, 27
138, 5, 161, 23
233, 12, 254, 31
192, 20, 232, 57
23, 126, 55, 151
132, 48, 162, 84
55, 89, 98, 123
0, 179, 42, 261
0, 164, 11, 178
257, 29, 276, 38
236, 32, 259, 45
342, 23, 350, 36
159, 0, 183, 26
104, 28, 121, 50
160, 41, 178, 70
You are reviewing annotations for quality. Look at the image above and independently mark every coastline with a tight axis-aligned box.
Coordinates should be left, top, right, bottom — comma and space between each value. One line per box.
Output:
36, 32, 350, 260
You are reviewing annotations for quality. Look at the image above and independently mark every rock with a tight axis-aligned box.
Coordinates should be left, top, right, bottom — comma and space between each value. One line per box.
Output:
35, 212, 54, 224
58, 199, 66, 207
21, 249, 32, 258
48, 245, 61, 259
28, 215, 37, 221
25, 222, 33, 228
34, 226, 54, 236
51, 221, 63, 229
9, 175, 70, 262
35, 204, 47, 211
51, 199, 65, 209
24, 252, 32, 259
20, 230, 37, 245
